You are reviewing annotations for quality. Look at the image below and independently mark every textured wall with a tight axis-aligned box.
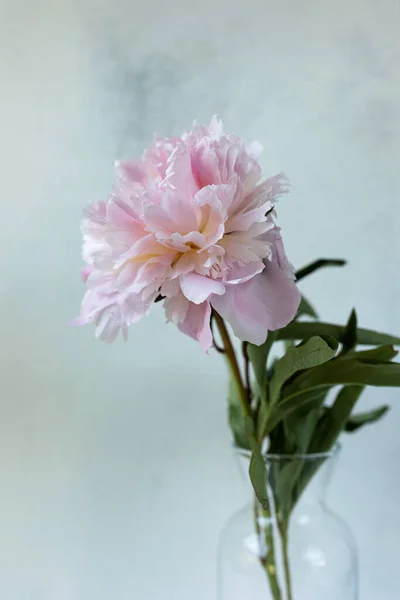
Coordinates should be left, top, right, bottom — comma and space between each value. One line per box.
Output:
0, 0, 399, 598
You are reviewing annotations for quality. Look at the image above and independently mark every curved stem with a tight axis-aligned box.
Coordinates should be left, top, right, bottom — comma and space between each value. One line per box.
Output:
210, 314, 225, 353
279, 520, 294, 600
242, 341, 251, 403
213, 311, 250, 418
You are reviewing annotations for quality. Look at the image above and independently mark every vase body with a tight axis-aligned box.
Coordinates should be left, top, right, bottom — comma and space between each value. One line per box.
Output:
218, 449, 358, 600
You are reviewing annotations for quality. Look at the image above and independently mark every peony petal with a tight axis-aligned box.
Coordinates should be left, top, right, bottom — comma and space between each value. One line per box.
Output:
246, 140, 263, 160
256, 173, 290, 203
219, 234, 268, 264
77, 288, 113, 323
69, 316, 87, 327
178, 300, 213, 352
115, 234, 165, 266
115, 262, 139, 290
180, 272, 225, 304
259, 222, 296, 280
169, 252, 198, 278
225, 261, 264, 285
144, 202, 177, 236
143, 137, 178, 180
191, 139, 223, 187
106, 198, 141, 232
164, 145, 199, 197
226, 205, 272, 233
194, 184, 227, 215
211, 261, 300, 344
193, 186, 226, 247
84, 200, 107, 224
115, 159, 146, 185
123, 292, 154, 325
145, 191, 199, 238
95, 307, 121, 343
160, 191, 199, 232
161, 278, 180, 297
208, 115, 223, 138
170, 231, 205, 251
80, 265, 92, 283
164, 291, 189, 325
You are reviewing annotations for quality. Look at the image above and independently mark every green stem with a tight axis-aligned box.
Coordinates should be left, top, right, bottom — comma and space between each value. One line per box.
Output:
213, 311, 250, 418
279, 520, 293, 600
256, 330, 277, 442
256, 502, 283, 600
242, 341, 251, 404
214, 314, 287, 597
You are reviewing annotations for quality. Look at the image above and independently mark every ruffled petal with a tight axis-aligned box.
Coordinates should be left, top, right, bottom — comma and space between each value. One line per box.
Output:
211, 261, 300, 344
144, 191, 198, 238
180, 272, 225, 304
178, 300, 213, 352
164, 291, 189, 325
164, 145, 199, 197
225, 261, 264, 285
94, 306, 122, 343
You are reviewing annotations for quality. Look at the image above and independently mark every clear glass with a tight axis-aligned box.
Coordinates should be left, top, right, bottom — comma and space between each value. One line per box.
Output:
218, 447, 358, 600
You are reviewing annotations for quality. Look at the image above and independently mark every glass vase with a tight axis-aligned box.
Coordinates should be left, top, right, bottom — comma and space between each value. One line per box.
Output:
217, 447, 358, 600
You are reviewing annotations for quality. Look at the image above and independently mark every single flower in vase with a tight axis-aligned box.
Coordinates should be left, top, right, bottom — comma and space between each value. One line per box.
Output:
74, 118, 400, 600
73, 116, 300, 348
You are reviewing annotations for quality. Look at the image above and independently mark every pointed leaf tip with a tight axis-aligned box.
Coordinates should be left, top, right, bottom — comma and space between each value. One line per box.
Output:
295, 258, 347, 282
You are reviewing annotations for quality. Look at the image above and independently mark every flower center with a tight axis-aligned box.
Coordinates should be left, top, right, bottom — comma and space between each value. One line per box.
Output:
185, 241, 201, 251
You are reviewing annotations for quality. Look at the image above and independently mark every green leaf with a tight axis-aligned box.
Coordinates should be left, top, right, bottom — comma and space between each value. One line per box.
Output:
263, 387, 334, 436
285, 390, 329, 453
269, 336, 338, 406
285, 358, 400, 395
228, 376, 249, 450
279, 389, 332, 509
297, 295, 319, 319
277, 321, 400, 347
344, 345, 398, 363
308, 385, 365, 453
246, 417, 269, 511
248, 332, 276, 403
286, 385, 365, 507
249, 453, 269, 511
268, 459, 301, 522
295, 258, 346, 282
290, 452, 332, 509
264, 359, 400, 436
345, 405, 389, 432
341, 309, 357, 354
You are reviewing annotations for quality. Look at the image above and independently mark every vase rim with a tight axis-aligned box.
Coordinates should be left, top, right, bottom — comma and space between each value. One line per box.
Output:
236, 443, 341, 462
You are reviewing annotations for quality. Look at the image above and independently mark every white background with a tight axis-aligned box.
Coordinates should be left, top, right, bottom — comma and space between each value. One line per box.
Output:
1, 0, 400, 598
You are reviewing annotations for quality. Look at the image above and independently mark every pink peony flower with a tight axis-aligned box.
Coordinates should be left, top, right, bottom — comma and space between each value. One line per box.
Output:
74, 117, 300, 350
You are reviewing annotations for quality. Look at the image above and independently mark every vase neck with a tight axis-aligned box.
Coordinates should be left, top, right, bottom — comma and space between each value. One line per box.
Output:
237, 448, 339, 517
289, 461, 331, 507
264, 451, 338, 518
